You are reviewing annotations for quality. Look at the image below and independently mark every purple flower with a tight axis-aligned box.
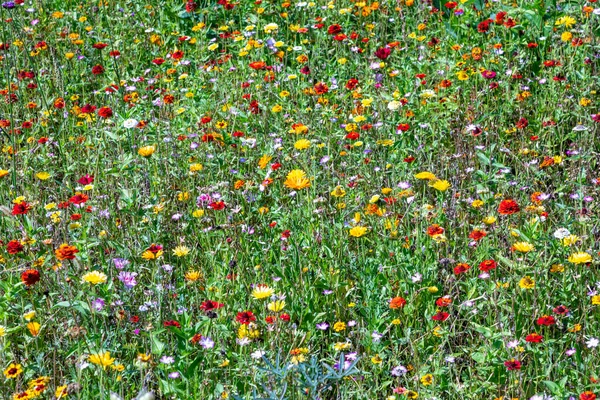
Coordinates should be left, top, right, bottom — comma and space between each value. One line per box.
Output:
316, 322, 329, 331
2, 2, 15, 9
168, 372, 180, 379
199, 336, 215, 349
113, 258, 130, 270
92, 298, 105, 311
118, 271, 138, 289
160, 356, 175, 365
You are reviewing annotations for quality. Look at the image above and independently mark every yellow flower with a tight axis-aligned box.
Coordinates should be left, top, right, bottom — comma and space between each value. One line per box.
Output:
349, 226, 368, 238
26, 322, 40, 336
371, 354, 383, 364
429, 179, 451, 192
142, 249, 163, 260
561, 31, 573, 42
88, 351, 115, 369
172, 245, 190, 257
512, 242, 534, 253
420, 374, 433, 386
555, 16, 576, 28
267, 300, 286, 312
81, 271, 107, 285
592, 295, 600, 305
550, 264, 565, 273
294, 139, 311, 150
483, 216, 497, 224
568, 252, 592, 264
0, 169, 9, 179
334, 342, 351, 351
252, 284, 274, 300
333, 321, 346, 332
562, 235, 580, 246
55, 385, 68, 398
3, 363, 23, 379
23, 311, 36, 321
518, 276, 535, 290
35, 172, 51, 180
185, 270, 202, 282
284, 169, 311, 190
456, 71, 469, 81
471, 200, 484, 208
138, 145, 156, 157
414, 171, 437, 180
0, 325, 5, 337
258, 154, 272, 169
391, 319, 401, 325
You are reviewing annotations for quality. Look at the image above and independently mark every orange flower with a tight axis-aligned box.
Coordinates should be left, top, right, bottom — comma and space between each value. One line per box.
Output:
55, 243, 79, 261
389, 297, 407, 309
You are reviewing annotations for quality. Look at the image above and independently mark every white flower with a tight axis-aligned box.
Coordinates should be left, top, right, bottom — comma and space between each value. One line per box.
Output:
387, 100, 402, 111
123, 118, 138, 128
587, 337, 599, 348
553, 228, 571, 239
251, 350, 266, 359
572, 125, 588, 131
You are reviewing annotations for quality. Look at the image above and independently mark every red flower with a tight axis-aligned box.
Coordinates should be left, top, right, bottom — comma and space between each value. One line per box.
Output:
249, 61, 267, 70
21, 269, 40, 286
265, 316, 276, 324
346, 78, 359, 90
93, 42, 108, 49
478, 259, 497, 272
389, 297, 407, 309
468, 229, 487, 241
77, 174, 94, 185
435, 296, 452, 307
453, 263, 471, 275
525, 333, 543, 343
432, 311, 449, 321
12, 201, 32, 215
69, 193, 89, 205
327, 24, 342, 35
553, 305, 569, 315
236, 311, 256, 325
280, 313, 290, 322
504, 359, 521, 370
209, 201, 226, 211
91, 65, 105, 75
516, 117, 529, 129
498, 199, 519, 215
200, 300, 224, 312
426, 224, 444, 237
97, 107, 113, 118
580, 392, 597, 400
147, 244, 163, 254
536, 315, 556, 326
374, 47, 391, 60
171, 50, 184, 60
7, 240, 24, 254
163, 320, 181, 328
314, 82, 329, 95
396, 123, 410, 132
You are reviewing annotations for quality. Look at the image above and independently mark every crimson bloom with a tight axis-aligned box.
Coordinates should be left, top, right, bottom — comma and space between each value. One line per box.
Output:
374, 47, 391, 60
525, 333, 543, 343
504, 359, 521, 370
498, 199, 520, 215
21, 269, 40, 286
7, 240, 24, 254
478, 259, 497, 272
12, 201, 32, 215
236, 311, 256, 325
200, 300, 224, 312
432, 311, 449, 321
536, 315, 556, 326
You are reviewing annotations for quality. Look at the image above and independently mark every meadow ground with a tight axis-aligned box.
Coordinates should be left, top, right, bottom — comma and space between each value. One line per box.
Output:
1, 0, 600, 399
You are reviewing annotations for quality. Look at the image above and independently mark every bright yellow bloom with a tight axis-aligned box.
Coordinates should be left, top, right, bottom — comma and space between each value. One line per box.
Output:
252, 284, 274, 300
55, 385, 69, 398
294, 139, 311, 150
185, 270, 202, 282
512, 242, 534, 253
3, 363, 23, 379
483, 216, 497, 224
172, 245, 190, 257
518, 276, 535, 290
267, 300, 286, 312
429, 179, 451, 192
284, 169, 311, 190
26, 322, 40, 336
258, 154, 272, 169
333, 321, 346, 332
420, 374, 434, 386
138, 145, 156, 157
349, 226, 368, 238
35, 172, 51, 180
568, 252, 592, 264
88, 351, 115, 369
592, 295, 600, 305
414, 171, 437, 180
555, 16, 576, 28
81, 271, 107, 285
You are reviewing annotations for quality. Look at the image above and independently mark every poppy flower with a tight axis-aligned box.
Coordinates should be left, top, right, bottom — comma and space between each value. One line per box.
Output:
468, 229, 487, 241
163, 320, 181, 328
97, 107, 113, 118
77, 174, 94, 185
21, 269, 40, 286
389, 297, 407, 309
12, 201, 32, 215
426, 224, 444, 237
432, 311, 449, 321
478, 259, 497, 272
536, 315, 556, 326
504, 359, 521, 370
453, 263, 470, 275
525, 333, 543, 343
498, 199, 520, 215
374, 47, 391, 60
91, 65, 105, 75
200, 300, 224, 312
436, 297, 452, 307
69, 193, 89, 205
7, 240, 24, 254
236, 311, 256, 325
580, 392, 597, 400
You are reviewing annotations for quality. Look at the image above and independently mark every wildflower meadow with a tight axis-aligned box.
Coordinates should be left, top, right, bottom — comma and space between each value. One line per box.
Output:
1, 0, 600, 399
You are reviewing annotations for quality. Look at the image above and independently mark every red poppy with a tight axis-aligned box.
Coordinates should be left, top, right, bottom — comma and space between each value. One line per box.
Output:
397, 123, 410, 132
21, 269, 40, 286
77, 174, 94, 185
97, 107, 113, 118
12, 201, 32, 215
346, 131, 360, 140
93, 42, 108, 49
280, 313, 290, 322
468, 229, 487, 241
516, 117, 529, 129
71, 214, 82, 221
152, 58, 165, 65
478, 259, 497, 272
265, 315, 276, 324
209, 201, 226, 210
163, 320, 181, 328
7, 240, 24, 254
69, 193, 89, 205
536, 315, 556, 326
426, 224, 444, 237
200, 300, 224, 312
327, 24, 342, 35
346, 78, 359, 90
91, 65, 105, 75
389, 297, 407, 309
374, 47, 391, 60
580, 392, 597, 400
249, 61, 267, 70
498, 199, 519, 215
171, 50, 184, 60
504, 359, 521, 370
525, 333, 543, 343
453, 263, 471, 275
236, 311, 256, 325
432, 311, 450, 321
